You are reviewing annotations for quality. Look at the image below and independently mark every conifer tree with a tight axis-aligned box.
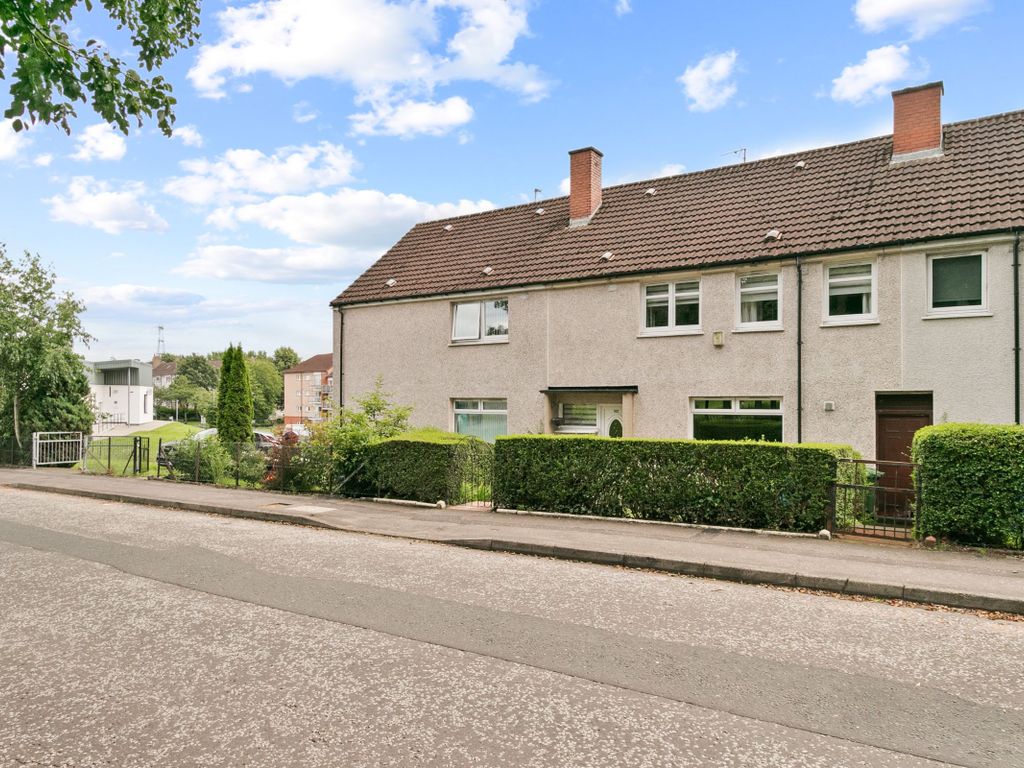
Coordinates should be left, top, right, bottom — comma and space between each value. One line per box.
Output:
216, 345, 254, 445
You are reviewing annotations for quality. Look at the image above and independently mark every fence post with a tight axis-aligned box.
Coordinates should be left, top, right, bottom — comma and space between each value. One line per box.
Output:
106, 437, 112, 475
157, 438, 162, 478
194, 439, 201, 483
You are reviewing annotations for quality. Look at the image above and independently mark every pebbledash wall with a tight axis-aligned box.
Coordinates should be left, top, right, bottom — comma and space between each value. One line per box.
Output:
333, 233, 1021, 459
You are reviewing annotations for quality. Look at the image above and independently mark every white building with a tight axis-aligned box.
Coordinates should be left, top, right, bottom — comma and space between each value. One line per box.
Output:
86, 359, 154, 426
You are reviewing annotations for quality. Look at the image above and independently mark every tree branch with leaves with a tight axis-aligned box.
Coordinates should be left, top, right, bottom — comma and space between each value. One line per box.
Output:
1, 0, 201, 136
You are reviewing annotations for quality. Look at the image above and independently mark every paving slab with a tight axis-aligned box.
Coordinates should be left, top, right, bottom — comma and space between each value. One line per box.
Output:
1, 467, 1021, 614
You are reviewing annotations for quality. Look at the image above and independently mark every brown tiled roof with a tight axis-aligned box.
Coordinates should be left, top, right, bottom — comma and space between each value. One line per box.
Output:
283, 353, 333, 375
152, 359, 177, 377
333, 110, 1024, 306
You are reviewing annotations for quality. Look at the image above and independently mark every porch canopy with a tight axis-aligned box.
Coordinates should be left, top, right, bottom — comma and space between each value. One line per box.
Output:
540, 386, 637, 437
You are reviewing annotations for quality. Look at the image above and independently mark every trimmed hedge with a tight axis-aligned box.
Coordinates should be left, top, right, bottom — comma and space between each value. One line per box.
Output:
370, 428, 494, 505
493, 435, 859, 532
913, 423, 1024, 548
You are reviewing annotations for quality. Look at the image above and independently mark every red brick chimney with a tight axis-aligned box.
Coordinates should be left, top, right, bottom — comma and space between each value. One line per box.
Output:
892, 81, 944, 160
568, 147, 602, 226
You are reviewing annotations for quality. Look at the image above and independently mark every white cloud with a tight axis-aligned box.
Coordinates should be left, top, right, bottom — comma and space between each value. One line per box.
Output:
559, 176, 570, 195
615, 0, 632, 15
0, 118, 31, 161
80, 284, 205, 311
188, 0, 549, 137
854, 0, 986, 39
173, 125, 204, 147
350, 96, 474, 137
71, 123, 127, 161
677, 50, 739, 112
293, 101, 318, 124
163, 141, 358, 206
210, 187, 495, 246
176, 244, 379, 283
45, 177, 168, 234
33, 153, 53, 167
831, 45, 914, 104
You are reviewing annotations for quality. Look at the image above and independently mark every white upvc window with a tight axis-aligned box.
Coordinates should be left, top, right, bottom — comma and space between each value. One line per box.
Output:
691, 398, 783, 442
737, 272, 782, 330
926, 252, 988, 316
824, 261, 877, 324
642, 279, 701, 334
452, 298, 509, 342
453, 399, 508, 442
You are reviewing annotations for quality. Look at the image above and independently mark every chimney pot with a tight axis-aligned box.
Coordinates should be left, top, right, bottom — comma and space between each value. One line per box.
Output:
892, 81, 944, 161
568, 147, 603, 226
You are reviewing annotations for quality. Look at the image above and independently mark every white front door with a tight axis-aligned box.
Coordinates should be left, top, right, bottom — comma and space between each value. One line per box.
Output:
598, 405, 623, 438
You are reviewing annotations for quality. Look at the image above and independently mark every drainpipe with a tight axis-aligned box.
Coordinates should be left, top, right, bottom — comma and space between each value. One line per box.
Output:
1014, 230, 1021, 424
796, 255, 803, 442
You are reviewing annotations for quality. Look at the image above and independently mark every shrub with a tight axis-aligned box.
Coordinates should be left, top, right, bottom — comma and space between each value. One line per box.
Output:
369, 428, 493, 505
493, 435, 857, 532
223, 442, 268, 486
913, 423, 1024, 548
167, 438, 230, 484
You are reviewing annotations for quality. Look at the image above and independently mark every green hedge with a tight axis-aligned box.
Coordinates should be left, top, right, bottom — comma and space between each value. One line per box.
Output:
913, 423, 1024, 548
369, 428, 494, 505
493, 435, 859, 532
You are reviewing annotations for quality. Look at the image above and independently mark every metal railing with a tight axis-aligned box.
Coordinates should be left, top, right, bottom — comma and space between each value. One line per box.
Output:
81, 436, 150, 476
32, 432, 84, 467
832, 458, 921, 540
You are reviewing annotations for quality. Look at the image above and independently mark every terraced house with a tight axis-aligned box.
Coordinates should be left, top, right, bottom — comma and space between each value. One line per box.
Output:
331, 82, 1024, 462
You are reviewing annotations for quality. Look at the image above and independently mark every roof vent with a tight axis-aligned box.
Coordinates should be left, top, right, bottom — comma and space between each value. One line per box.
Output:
794, 160, 806, 170
645, 188, 657, 196
599, 251, 614, 262
385, 278, 398, 287
482, 266, 494, 275
764, 229, 781, 242
443, 224, 454, 232
535, 207, 545, 215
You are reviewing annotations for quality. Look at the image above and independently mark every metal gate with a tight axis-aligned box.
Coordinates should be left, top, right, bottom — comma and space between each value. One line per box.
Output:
832, 458, 920, 540
32, 432, 84, 467
83, 436, 150, 476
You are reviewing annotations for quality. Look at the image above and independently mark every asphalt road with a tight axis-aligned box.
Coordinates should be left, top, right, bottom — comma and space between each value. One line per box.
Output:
1, 487, 1021, 767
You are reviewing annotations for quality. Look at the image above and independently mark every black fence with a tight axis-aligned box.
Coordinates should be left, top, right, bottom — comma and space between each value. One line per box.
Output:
82, 436, 151, 476
832, 458, 920, 540
0, 438, 31, 467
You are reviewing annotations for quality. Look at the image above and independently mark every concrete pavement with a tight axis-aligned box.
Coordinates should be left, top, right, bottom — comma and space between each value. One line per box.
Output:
2, 488, 1022, 766
0, 466, 1022, 614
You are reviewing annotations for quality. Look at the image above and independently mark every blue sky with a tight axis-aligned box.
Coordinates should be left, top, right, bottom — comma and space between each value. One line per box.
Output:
2, 0, 1021, 361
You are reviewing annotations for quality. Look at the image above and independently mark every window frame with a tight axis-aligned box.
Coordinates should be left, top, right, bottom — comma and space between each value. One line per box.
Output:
822, 260, 878, 326
735, 271, 783, 331
450, 297, 510, 344
639, 278, 703, 337
690, 397, 784, 441
926, 251, 989, 318
452, 398, 508, 441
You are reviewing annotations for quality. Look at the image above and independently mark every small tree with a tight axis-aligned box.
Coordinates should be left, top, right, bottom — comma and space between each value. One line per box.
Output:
0, 249, 93, 445
177, 354, 218, 391
216, 345, 253, 446
247, 356, 282, 422
272, 346, 301, 374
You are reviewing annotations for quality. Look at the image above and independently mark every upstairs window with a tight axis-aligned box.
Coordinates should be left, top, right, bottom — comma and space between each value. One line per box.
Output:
643, 280, 701, 332
928, 253, 986, 314
452, 298, 509, 342
738, 273, 781, 328
826, 262, 876, 321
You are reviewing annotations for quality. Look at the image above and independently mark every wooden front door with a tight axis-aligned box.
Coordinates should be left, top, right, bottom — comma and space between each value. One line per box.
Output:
875, 393, 933, 464
875, 393, 932, 523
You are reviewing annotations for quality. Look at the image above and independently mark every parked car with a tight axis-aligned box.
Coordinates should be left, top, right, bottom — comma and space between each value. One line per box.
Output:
157, 428, 280, 468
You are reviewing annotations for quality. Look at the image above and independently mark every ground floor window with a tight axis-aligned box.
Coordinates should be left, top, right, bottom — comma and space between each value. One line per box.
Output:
692, 398, 783, 442
453, 399, 508, 442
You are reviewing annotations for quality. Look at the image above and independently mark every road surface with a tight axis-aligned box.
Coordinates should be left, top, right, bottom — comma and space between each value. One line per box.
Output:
1, 486, 1021, 767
